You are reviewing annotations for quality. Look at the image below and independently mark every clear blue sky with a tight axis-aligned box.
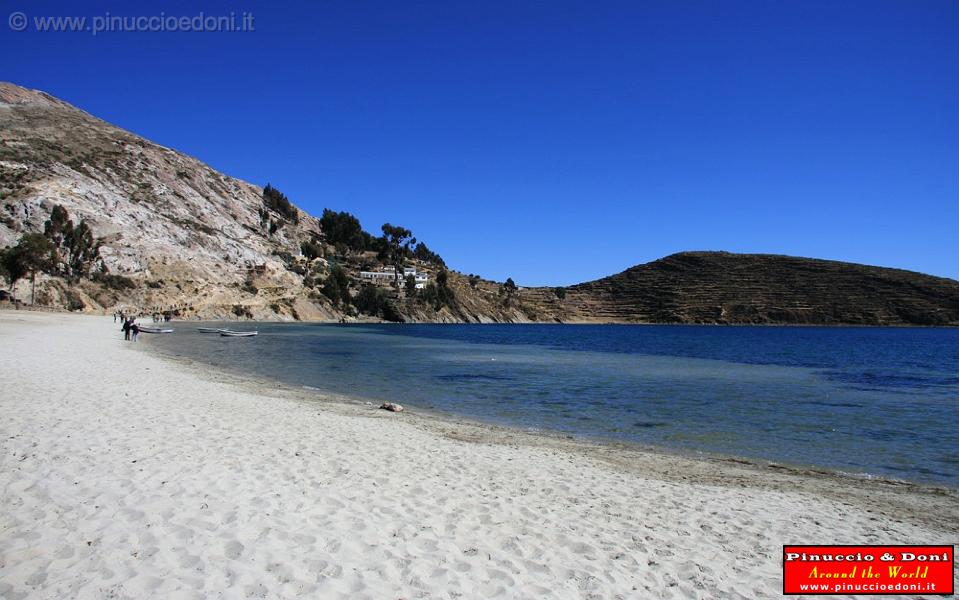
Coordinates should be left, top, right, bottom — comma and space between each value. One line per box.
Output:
3, 0, 957, 285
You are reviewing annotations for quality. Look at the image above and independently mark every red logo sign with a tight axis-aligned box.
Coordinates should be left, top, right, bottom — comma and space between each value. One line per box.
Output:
783, 545, 954, 595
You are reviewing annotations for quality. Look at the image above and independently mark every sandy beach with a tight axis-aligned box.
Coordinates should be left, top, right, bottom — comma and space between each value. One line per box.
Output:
1, 311, 956, 599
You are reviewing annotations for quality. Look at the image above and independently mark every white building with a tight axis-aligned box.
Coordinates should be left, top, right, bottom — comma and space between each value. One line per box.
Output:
360, 266, 429, 289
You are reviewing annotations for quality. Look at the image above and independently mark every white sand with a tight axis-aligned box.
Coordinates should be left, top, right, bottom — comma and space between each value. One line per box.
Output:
1, 311, 956, 599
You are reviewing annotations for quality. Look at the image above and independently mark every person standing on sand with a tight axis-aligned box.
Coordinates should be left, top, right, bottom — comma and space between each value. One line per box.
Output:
122, 317, 131, 341
131, 320, 140, 342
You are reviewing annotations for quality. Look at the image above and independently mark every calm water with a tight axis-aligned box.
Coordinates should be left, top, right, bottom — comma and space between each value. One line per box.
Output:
146, 324, 959, 486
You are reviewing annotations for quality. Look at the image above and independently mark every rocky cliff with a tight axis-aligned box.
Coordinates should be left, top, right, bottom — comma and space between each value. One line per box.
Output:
2, 83, 957, 326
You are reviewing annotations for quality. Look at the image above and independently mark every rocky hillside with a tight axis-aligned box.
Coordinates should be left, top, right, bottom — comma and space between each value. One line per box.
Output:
555, 252, 959, 326
2, 82, 957, 325
0, 82, 540, 322
0, 82, 333, 319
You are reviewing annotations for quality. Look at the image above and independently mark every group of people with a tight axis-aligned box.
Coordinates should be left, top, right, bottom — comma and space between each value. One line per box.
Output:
114, 311, 140, 341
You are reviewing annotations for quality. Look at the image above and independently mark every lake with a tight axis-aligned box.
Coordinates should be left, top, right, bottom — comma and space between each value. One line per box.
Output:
146, 323, 959, 487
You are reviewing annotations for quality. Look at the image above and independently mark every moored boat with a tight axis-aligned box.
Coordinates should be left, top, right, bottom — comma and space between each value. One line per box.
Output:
197, 327, 229, 333
220, 330, 257, 337
138, 326, 174, 334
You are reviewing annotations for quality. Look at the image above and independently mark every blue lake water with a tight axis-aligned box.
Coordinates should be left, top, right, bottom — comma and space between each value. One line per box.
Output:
146, 324, 959, 487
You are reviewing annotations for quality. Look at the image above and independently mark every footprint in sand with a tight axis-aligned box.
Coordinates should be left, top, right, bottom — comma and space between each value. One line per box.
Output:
178, 553, 203, 570
244, 582, 268, 598
25, 569, 48, 587
223, 540, 245, 560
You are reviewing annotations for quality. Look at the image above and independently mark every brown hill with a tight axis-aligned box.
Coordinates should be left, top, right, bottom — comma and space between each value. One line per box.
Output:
555, 252, 959, 325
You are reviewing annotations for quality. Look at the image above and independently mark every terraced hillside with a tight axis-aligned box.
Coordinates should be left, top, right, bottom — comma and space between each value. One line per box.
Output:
558, 252, 959, 325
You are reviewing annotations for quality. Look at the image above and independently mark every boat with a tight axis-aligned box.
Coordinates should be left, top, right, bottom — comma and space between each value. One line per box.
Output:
138, 326, 174, 334
197, 327, 229, 333
220, 330, 258, 337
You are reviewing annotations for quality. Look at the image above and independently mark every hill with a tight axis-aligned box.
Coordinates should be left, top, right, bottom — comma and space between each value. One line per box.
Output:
556, 252, 959, 325
2, 82, 957, 325
0, 82, 529, 322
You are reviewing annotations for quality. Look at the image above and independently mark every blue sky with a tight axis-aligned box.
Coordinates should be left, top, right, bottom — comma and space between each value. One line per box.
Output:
3, 0, 957, 285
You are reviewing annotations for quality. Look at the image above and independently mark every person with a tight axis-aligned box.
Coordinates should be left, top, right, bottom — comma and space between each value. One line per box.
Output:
131, 320, 140, 342
122, 317, 132, 341
113, 311, 118, 323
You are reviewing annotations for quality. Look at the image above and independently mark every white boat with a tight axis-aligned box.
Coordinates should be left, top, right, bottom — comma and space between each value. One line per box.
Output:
220, 330, 257, 337
197, 327, 229, 333
138, 326, 174, 334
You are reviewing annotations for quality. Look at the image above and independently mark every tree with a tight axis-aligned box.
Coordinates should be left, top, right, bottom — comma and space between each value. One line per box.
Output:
301, 239, 323, 260
413, 241, 445, 267
44, 205, 73, 249
262, 184, 299, 223
419, 283, 439, 309
320, 209, 370, 251
41, 205, 101, 279
4, 234, 57, 304
355, 285, 403, 321
65, 220, 98, 279
419, 269, 455, 310
380, 223, 415, 286
405, 273, 417, 298
0, 249, 9, 284
436, 269, 455, 307
502, 277, 518, 305
468, 275, 480, 288
321, 264, 351, 307
554, 286, 567, 300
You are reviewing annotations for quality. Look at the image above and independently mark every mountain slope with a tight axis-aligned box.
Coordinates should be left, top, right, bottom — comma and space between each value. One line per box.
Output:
0, 82, 337, 319
2, 83, 957, 325
557, 252, 959, 325
0, 82, 538, 322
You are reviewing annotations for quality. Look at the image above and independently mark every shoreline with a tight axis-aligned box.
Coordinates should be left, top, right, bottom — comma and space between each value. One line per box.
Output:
6, 303, 958, 328
2, 310, 957, 598
139, 331, 959, 535
147, 319, 959, 492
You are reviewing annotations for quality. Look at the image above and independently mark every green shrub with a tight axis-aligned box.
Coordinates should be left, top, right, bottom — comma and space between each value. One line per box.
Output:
262, 184, 299, 223
301, 239, 323, 260
419, 269, 456, 310
319, 209, 371, 250
232, 304, 253, 318
92, 272, 136, 290
355, 285, 403, 321
413, 241, 445, 266
321, 265, 351, 307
